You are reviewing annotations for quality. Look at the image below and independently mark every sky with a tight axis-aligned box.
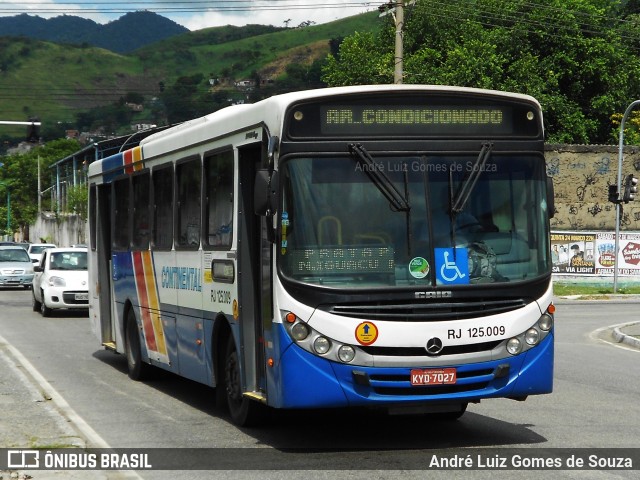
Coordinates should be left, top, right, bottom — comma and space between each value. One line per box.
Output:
3, 1, 378, 31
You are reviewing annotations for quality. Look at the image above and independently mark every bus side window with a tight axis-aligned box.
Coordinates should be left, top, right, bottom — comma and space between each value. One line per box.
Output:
132, 170, 151, 250
176, 156, 202, 248
112, 176, 130, 249
204, 150, 234, 248
152, 165, 174, 250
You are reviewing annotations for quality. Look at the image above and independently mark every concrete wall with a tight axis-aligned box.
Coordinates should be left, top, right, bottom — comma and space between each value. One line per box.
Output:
546, 144, 640, 231
29, 214, 87, 247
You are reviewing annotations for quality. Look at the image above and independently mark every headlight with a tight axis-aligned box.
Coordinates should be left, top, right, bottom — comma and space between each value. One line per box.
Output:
283, 311, 360, 364
291, 322, 310, 341
313, 336, 331, 354
48, 276, 66, 287
524, 328, 539, 345
538, 313, 553, 331
506, 338, 522, 355
338, 345, 356, 363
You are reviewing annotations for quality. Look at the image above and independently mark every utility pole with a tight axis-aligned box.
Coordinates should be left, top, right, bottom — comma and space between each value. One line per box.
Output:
379, 1, 411, 84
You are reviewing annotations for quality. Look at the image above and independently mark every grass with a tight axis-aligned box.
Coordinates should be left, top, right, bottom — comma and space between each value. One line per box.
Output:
553, 283, 640, 296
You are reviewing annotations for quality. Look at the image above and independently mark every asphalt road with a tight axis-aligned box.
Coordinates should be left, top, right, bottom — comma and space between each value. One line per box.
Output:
1, 288, 639, 479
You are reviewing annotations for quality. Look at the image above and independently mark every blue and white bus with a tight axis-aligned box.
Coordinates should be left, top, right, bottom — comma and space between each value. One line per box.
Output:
88, 85, 555, 426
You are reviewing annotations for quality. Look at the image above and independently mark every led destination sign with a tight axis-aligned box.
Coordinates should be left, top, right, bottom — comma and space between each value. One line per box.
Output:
320, 105, 511, 136
287, 246, 395, 276
325, 107, 504, 128
286, 95, 541, 138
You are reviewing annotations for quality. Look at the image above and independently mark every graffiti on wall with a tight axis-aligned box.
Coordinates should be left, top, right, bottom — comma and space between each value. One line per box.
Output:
545, 145, 640, 231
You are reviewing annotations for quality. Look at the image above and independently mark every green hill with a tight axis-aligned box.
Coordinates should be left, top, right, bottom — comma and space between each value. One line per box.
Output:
0, 12, 380, 141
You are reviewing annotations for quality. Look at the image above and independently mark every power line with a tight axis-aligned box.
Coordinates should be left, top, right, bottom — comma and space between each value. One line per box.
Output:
1, 2, 377, 15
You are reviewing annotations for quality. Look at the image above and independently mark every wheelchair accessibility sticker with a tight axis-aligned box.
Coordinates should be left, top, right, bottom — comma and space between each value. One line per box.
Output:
435, 247, 469, 285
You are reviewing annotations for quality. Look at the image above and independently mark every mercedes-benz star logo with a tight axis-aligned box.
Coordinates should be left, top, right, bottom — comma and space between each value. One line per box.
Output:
425, 337, 444, 355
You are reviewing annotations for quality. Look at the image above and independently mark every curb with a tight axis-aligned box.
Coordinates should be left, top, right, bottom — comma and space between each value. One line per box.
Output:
612, 323, 640, 350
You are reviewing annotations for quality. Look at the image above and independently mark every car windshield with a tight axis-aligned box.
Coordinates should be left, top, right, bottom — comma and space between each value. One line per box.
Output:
279, 154, 550, 288
50, 252, 88, 270
31, 245, 53, 254
0, 249, 31, 262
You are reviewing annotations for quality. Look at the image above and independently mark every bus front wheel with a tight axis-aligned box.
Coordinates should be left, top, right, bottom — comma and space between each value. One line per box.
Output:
221, 335, 264, 427
125, 309, 151, 381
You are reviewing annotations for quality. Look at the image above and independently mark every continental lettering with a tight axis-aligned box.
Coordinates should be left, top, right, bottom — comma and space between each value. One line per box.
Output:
161, 266, 203, 292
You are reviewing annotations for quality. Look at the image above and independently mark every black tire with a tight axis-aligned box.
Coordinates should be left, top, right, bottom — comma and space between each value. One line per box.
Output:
221, 335, 265, 427
40, 290, 52, 317
32, 291, 41, 312
125, 309, 151, 380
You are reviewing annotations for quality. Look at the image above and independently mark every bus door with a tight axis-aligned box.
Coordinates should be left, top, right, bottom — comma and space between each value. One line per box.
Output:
237, 141, 272, 398
94, 183, 116, 348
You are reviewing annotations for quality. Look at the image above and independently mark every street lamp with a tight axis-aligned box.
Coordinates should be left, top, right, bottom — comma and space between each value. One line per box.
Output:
614, 100, 640, 292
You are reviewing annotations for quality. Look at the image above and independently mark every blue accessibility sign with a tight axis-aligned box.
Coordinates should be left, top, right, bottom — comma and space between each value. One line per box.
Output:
435, 247, 469, 285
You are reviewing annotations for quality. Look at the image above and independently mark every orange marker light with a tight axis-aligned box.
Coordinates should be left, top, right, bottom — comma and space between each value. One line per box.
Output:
267, 358, 274, 367
285, 312, 297, 323
547, 304, 556, 314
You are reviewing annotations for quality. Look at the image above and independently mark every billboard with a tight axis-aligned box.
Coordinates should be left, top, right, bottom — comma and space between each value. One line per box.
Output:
551, 231, 640, 276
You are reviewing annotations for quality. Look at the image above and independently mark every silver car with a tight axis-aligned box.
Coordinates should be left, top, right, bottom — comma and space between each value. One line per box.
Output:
0, 246, 35, 288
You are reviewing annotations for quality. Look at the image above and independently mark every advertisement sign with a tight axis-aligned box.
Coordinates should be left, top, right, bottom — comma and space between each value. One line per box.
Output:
551, 231, 640, 276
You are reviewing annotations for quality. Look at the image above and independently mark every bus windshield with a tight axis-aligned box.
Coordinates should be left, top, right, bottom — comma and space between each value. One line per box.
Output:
279, 154, 550, 288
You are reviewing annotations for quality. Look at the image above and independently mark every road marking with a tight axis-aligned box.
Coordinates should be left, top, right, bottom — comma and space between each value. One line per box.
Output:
0, 333, 143, 479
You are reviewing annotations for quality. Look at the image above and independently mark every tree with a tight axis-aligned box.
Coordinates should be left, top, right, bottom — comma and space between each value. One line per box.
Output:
322, 31, 393, 86
160, 74, 213, 123
0, 139, 80, 238
322, 0, 640, 144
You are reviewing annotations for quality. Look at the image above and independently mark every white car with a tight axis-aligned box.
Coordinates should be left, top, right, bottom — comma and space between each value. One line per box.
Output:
27, 243, 57, 264
32, 247, 88, 316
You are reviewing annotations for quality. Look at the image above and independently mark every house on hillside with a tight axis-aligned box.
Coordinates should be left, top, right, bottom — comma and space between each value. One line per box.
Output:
234, 80, 255, 91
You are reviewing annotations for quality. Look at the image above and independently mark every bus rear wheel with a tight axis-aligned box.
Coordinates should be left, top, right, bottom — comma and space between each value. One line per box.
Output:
125, 309, 151, 381
221, 335, 264, 427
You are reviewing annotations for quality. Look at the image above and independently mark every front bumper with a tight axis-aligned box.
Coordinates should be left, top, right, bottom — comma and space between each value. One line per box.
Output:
43, 287, 89, 309
271, 325, 554, 409
0, 275, 33, 287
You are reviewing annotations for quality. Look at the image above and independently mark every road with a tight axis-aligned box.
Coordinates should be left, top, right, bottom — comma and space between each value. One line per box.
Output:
1, 288, 639, 479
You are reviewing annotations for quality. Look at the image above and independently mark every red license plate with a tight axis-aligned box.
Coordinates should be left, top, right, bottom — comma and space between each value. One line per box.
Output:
410, 368, 457, 386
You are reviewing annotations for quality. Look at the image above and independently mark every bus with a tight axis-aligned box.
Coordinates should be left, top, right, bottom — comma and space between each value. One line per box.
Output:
87, 85, 555, 426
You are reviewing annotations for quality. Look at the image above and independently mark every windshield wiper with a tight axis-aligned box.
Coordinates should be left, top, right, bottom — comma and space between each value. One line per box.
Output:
451, 142, 493, 214
349, 143, 410, 212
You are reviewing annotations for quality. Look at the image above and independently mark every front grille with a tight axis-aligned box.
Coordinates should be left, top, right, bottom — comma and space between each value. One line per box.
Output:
360, 340, 502, 357
368, 368, 495, 396
1, 269, 25, 275
323, 297, 527, 321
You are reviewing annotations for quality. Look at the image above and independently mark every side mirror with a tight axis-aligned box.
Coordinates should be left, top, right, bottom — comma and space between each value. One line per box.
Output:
34, 265, 43, 273
254, 169, 279, 216
546, 176, 555, 219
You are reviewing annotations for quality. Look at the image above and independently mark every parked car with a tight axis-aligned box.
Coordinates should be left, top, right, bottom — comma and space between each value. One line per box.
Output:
0, 246, 34, 289
27, 243, 57, 264
32, 247, 88, 316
